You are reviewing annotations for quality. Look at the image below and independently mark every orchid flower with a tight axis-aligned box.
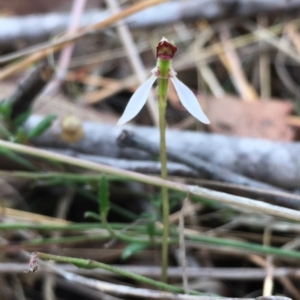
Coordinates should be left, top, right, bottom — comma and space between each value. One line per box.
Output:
117, 37, 210, 282
117, 37, 210, 125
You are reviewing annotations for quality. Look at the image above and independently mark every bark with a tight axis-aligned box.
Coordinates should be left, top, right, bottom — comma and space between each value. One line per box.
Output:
1, 0, 300, 47
24, 115, 300, 189
117, 129, 300, 209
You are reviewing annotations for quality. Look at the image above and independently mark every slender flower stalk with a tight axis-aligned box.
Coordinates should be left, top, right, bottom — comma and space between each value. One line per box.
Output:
118, 37, 210, 282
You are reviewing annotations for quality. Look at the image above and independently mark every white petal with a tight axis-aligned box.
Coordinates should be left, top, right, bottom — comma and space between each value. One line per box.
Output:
117, 76, 156, 125
171, 77, 210, 124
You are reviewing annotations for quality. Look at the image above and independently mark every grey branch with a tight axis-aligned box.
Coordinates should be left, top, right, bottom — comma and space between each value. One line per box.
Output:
43, 147, 199, 177
1, 0, 300, 47
24, 115, 300, 189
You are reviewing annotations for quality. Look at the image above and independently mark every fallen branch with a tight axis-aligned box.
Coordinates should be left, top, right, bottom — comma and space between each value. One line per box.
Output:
24, 115, 300, 189
117, 130, 300, 209
44, 147, 199, 177
0, 138, 300, 221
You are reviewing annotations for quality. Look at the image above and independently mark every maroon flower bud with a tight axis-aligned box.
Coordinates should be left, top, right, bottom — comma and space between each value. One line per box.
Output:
156, 37, 177, 60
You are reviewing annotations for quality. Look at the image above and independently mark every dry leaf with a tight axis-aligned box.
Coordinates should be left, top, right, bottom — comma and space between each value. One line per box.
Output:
203, 95, 294, 141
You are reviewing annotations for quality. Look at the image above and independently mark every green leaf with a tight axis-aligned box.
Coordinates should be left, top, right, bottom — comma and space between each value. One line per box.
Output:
98, 176, 109, 217
0, 101, 12, 120
0, 147, 37, 170
84, 211, 101, 221
146, 220, 155, 241
27, 114, 56, 139
121, 242, 149, 260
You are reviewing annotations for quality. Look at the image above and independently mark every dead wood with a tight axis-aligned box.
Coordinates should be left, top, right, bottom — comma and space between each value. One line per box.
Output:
24, 115, 300, 189
43, 147, 199, 177
1, 0, 300, 47
117, 129, 300, 209
46, 145, 300, 210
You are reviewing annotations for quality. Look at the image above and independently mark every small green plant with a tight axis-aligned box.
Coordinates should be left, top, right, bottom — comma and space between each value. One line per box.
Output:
0, 101, 56, 143
0, 101, 56, 169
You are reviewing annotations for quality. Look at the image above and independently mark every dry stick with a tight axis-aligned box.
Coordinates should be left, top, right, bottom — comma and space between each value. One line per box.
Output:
286, 22, 300, 55
117, 130, 300, 210
278, 227, 300, 299
276, 24, 300, 97
282, 24, 300, 108
258, 14, 271, 99
274, 37, 300, 98
44, 0, 87, 95
175, 18, 300, 74
243, 20, 300, 64
244, 19, 300, 112
84, 74, 137, 104
105, 0, 158, 126
262, 227, 274, 296
66, 71, 139, 104
0, 0, 168, 79
219, 25, 258, 101
2, 207, 70, 225
249, 254, 300, 300
0, 139, 300, 222
57, 280, 122, 300
278, 277, 300, 300
194, 22, 226, 98
186, 179, 300, 211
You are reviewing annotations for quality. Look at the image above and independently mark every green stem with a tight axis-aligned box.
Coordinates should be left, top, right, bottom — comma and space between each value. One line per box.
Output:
158, 77, 169, 283
35, 252, 202, 295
